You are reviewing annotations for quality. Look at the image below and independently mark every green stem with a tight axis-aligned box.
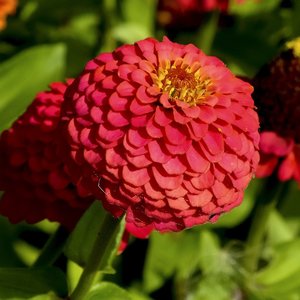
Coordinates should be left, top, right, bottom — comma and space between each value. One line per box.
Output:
70, 213, 122, 300
243, 176, 289, 273
195, 9, 220, 55
97, 0, 118, 53
32, 225, 69, 267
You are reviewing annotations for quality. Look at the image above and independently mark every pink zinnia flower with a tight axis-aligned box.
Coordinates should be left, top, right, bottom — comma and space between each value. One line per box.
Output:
0, 81, 94, 230
61, 37, 259, 232
254, 39, 300, 182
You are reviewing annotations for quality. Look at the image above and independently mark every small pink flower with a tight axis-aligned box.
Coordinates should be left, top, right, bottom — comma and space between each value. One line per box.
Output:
254, 41, 300, 183
61, 37, 259, 232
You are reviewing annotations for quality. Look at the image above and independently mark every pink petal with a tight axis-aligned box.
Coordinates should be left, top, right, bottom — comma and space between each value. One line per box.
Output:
144, 181, 165, 199
198, 106, 217, 123
152, 166, 183, 190
148, 140, 171, 163
107, 111, 129, 127
131, 69, 151, 86
118, 64, 137, 81
260, 131, 294, 156
127, 128, 150, 147
188, 190, 213, 207
186, 144, 210, 173
126, 153, 152, 168
165, 185, 188, 198
165, 124, 187, 145
130, 99, 153, 115
191, 170, 215, 189
218, 153, 238, 173
90, 106, 104, 123
117, 81, 135, 96
162, 156, 187, 175
136, 86, 157, 104
212, 180, 229, 198
101, 75, 118, 89
98, 124, 124, 142
80, 127, 97, 149
122, 165, 150, 186
217, 189, 235, 206
106, 147, 126, 167
167, 197, 190, 210
165, 140, 192, 155
188, 121, 208, 139
154, 106, 172, 126
202, 129, 224, 155
146, 116, 163, 138
109, 92, 128, 111
75, 96, 89, 116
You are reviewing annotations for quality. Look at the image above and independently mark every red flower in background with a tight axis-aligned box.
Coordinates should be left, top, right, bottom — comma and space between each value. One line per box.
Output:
157, 0, 246, 29
61, 37, 259, 232
254, 39, 300, 183
0, 81, 94, 230
0, 81, 153, 246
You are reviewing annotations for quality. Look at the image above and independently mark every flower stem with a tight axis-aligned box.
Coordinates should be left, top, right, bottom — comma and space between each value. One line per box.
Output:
195, 9, 220, 55
243, 175, 289, 273
32, 225, 69, 267
70, 213, 122, 300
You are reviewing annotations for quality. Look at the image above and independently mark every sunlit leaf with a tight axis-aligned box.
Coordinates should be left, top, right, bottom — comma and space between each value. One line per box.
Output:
0, 44, 66, 131
64, 201, 125, 274
86, 282, 132, 300
251, 239, 300, 297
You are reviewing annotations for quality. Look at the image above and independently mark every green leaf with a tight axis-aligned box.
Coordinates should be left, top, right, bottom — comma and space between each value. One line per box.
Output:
111, 23, 152, 44
230, 0, 281, 16
85, 282, 132, 300
252, 239, 300, 297
191, 276, 237, 300
266, 210, 295, 246
0, 217, 25, 267
121, 0, 155, 33
143, 230, 202, 292
0, 267, 68, 298
0, 44, 66, 131
64, 201, 125, 274
198, 230, 221, 275
143, 231, 181, 292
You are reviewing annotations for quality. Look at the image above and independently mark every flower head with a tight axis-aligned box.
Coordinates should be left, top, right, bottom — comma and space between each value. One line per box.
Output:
0, 0, 18, 30
254, 38, 300, 182
62, 37, 259, 232
0, 81, 94, 229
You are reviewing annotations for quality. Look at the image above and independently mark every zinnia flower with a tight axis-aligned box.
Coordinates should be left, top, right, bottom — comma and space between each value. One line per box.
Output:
0, 81, 94, 230
254, 38, 300, 182
61, 37, 259, 232
0, 0, 18, 30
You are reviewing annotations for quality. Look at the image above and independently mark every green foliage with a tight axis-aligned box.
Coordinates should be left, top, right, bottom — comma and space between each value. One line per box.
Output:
0, 267, 68, 298
0, 44, 65, 131
85, 282, 132, 300
65, 201, 125, 274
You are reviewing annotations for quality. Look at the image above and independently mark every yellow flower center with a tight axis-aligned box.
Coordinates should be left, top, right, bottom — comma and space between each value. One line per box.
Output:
154, 61, 213, 106
286, 37, 300, 58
